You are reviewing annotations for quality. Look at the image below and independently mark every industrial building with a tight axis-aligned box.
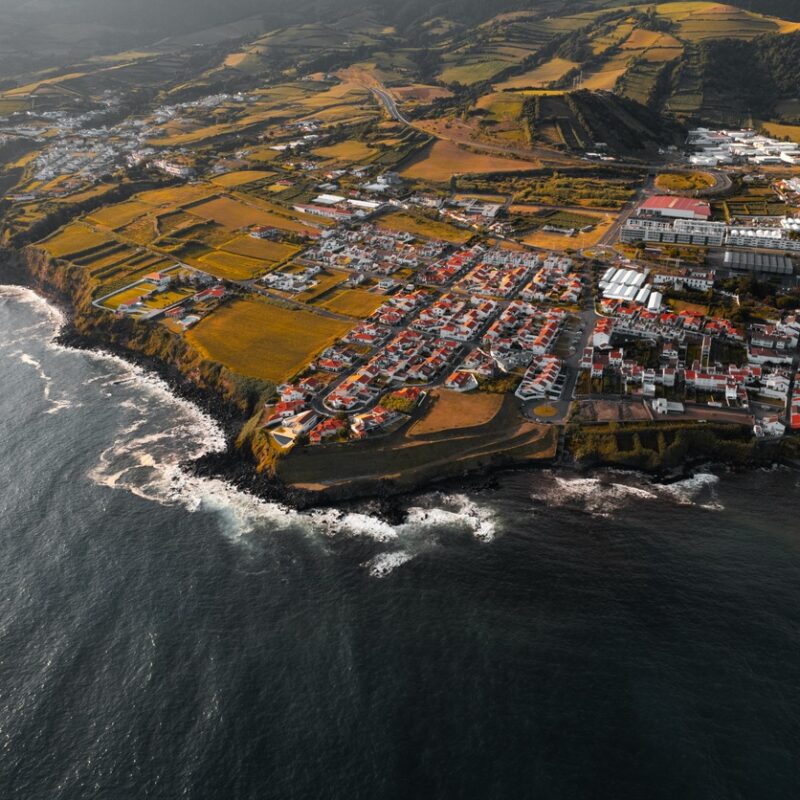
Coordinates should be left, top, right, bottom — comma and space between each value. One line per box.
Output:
723, 251, 794, 276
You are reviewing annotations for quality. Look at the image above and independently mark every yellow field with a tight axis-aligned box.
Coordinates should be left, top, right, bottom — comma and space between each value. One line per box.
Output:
313, 140, 374, 162
187, 197, 319, 235
198, 250, 269, 280
185, 297, 353, 383
761, 121, 800, 144
243, 146, 281, 163
103, 282, 158, 309
523, 213, 613, 250
401, 140, 538, 182
378, 211, 472, 244
211, 170, 274, 188
87, 200, 152, 229
317, 288, 387, 318
494, 58, 579, 90
392, 85, 453, 102
220, 235, 300, 263
4, 71, 87, 97
581, 51, 631, 90
137, 184, 217, 207
294, 271, 349, 303
39, 223, 111, 258
80, 247, 136, 269
410, 390, 503, 436
475, 92, 524, 120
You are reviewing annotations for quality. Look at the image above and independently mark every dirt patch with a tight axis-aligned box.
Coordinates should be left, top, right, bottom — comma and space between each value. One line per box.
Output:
410, 389, 504, 436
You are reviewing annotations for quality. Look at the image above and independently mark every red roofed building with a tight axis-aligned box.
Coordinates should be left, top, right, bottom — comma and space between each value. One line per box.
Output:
638, 195, 712, 221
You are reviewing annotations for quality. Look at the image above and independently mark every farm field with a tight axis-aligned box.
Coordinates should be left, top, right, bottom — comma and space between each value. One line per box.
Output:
87, 201, 153, 229
219, 235, 300, 263
410, 390, 504, 436
494, 58, 579, 90
313, 140, 375, 162
211, 170, 275, 188
760, 121, 800, 144
185, 297, 352, 383
401, 140, 539, 182
391, 85, 453, 102
186, 196, 320, 235
316, 288, 386, 318
378, 211, 472, 244
137, 184, 217, 208
39, 223, 112, 258
198, 250, 270, 281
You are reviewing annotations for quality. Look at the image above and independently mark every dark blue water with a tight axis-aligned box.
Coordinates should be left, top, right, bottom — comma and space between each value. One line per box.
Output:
1, 285, 799, 799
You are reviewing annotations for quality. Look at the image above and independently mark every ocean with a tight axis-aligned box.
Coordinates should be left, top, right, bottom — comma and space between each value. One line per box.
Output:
1, 284, 799, 799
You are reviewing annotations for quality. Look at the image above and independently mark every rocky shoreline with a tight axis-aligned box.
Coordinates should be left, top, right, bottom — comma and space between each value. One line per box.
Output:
3, 250, 795, 513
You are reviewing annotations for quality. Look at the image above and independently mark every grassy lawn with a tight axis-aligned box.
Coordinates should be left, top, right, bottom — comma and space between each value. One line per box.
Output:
185, 297, 353, 383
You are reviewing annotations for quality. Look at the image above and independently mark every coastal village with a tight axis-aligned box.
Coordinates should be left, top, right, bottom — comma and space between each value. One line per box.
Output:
1, 5, 800, 486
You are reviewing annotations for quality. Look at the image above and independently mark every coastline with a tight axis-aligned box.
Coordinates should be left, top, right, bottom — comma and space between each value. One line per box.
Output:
2, 250, 796, 512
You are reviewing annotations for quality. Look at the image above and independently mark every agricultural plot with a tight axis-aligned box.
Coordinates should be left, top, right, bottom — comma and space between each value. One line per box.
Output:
494, 58, 579, 90
401, 140, 538, 182
186, 197, 320, 235
185, 297, 352, 384
316, 289, 387, 318
378, 211, 472, 244
87, 200, 152, 229
39, 223, 112, 259
761, 121, 800, 144
137, 184, 217, 208
313, 140, 375, 163
211, 170, 275, 188
391, 85, 453, 103
658, 2, 791, 41
198, 251, 270, 281
219, 236, 300, 263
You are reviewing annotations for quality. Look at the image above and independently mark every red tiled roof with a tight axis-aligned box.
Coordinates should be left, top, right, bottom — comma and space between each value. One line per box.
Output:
640, 195, 711, 217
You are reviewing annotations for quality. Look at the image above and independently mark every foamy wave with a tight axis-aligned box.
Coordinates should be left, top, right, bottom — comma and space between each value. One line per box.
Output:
16, 351, 76, 414
657, 472, 723, 511
362, 551, 413, 578
404, 493, 497, 542
532, 470, 723, 516
3, 284, 502, 576
0, 285, 66, 329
